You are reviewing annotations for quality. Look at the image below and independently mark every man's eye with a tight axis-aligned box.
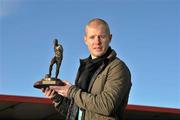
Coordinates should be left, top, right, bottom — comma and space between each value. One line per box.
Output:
89, 36, 95, 39
99, 35, 106, 39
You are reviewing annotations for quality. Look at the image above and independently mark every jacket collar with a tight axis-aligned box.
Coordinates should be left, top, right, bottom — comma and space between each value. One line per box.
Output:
75, 48, 117, 91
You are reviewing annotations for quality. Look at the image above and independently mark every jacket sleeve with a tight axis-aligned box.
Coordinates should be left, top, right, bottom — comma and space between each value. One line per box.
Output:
67, 61, 132, 116
52, 92, 71, 117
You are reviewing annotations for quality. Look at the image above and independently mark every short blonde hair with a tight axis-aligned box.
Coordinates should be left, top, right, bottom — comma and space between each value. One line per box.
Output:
85, 18, 110, 35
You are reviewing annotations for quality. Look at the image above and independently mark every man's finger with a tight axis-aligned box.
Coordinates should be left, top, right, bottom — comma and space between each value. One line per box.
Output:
62, 80, 71, 85
50, 86, 64, 91
41, 88, 45, 92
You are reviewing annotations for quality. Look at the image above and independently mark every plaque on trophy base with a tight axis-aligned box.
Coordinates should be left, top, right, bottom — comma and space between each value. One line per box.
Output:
33, 39, 64, 89
33, 75, 64, 89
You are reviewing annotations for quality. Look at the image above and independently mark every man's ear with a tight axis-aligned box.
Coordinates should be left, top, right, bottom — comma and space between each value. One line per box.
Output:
84, 36, 87, 45
109, 34, 112, 43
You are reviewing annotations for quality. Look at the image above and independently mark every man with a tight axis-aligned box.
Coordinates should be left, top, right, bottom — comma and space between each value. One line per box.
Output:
42, 18, 132, 120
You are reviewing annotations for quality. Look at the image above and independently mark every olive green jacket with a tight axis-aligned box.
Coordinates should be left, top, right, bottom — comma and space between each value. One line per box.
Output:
53, 50, 132, 120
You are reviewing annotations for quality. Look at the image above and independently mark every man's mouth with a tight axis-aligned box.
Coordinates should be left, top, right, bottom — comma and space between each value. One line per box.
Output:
94, 47, 102, 51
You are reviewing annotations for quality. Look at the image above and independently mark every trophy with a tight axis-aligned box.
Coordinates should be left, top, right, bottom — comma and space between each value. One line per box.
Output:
33, 39, 64, 89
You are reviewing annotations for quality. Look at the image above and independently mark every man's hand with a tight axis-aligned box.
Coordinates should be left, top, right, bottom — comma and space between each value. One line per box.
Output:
41, 87, 55, 99
50, 80, 72, 97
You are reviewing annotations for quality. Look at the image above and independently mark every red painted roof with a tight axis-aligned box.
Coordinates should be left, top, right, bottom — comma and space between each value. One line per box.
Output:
0, 94, 179, 120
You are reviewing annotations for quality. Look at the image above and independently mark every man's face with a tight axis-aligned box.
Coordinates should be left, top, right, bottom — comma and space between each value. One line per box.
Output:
84, 25, 112, 59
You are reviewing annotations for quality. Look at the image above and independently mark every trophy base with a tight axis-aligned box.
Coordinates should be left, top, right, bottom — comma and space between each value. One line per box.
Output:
33, 78, 64, 89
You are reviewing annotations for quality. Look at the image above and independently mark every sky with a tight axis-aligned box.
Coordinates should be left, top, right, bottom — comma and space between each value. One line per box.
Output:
0, 0, 179, 109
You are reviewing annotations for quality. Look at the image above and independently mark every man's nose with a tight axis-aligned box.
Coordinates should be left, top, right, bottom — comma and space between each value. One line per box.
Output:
94, 36, 101, 44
